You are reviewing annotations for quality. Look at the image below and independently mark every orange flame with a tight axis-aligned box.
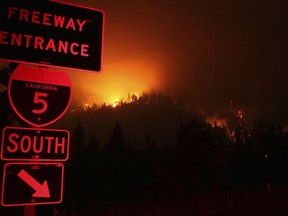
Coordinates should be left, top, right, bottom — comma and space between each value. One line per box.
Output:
69, 60, 161, 106
207, 117, 227, 128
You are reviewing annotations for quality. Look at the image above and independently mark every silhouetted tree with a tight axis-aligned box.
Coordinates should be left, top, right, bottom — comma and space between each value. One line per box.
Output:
71, 121, 86, 159
141, 92, 149, 104
149, 91, 157, 105
86, 102, 98, 112
131, 94, 137, 103
87, 133, 99, 152
107, 120, 125, 151
143, 133, 159, 159
234, 123, 245, 145
176, 118, 211, 152
176, 118, 232, 191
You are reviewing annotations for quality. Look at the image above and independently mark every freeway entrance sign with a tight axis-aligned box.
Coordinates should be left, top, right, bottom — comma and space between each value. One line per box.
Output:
1, 126, 70, 161
0, 0, 104, 72
1, 162, 64, 206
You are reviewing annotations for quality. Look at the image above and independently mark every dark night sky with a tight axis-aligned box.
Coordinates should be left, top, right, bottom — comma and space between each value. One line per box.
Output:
3, 0, 288, 125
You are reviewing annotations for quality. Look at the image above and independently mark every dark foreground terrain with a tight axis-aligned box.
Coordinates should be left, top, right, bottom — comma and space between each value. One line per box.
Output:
1, 185, 288, 216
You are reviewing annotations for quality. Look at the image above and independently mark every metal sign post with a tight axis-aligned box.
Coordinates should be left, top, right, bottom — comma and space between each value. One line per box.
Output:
24, 205, 36, 216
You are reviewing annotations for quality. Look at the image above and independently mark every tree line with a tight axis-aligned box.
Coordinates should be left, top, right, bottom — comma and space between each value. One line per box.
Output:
59, 112, 288, 210
1, 64, 288, 215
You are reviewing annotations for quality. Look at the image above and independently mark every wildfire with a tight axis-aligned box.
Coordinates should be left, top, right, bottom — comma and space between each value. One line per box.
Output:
207, 117, 227, 128
237, 110, 244, 119
112, 99, 120, 108
69, 60, 160, 108
85, 103, 91, 108
83, 92, 141, 109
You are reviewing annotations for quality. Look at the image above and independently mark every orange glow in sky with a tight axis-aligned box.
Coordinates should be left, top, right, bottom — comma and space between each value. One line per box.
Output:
68, 59, 162, 106
1, 0, 286, 125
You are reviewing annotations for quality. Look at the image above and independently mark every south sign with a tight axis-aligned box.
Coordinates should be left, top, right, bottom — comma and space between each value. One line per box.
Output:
0, 0, 104, 72
1, 127, 70, 161
8, 65, 72, 127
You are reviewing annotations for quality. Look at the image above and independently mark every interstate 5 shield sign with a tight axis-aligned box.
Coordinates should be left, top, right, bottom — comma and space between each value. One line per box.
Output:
8, 65, 72, 127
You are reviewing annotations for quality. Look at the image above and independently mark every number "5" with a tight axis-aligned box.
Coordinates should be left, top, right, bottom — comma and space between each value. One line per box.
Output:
32, 92, 48, 114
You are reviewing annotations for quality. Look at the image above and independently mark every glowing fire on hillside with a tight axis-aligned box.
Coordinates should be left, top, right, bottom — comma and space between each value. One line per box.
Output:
207, 117, 227, 128
83, 92, 141, 109
69, 60, 162, 109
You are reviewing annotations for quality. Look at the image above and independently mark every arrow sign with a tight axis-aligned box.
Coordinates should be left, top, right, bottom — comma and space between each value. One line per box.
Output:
17, 169, 50, 198
1, 163, 63, 206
